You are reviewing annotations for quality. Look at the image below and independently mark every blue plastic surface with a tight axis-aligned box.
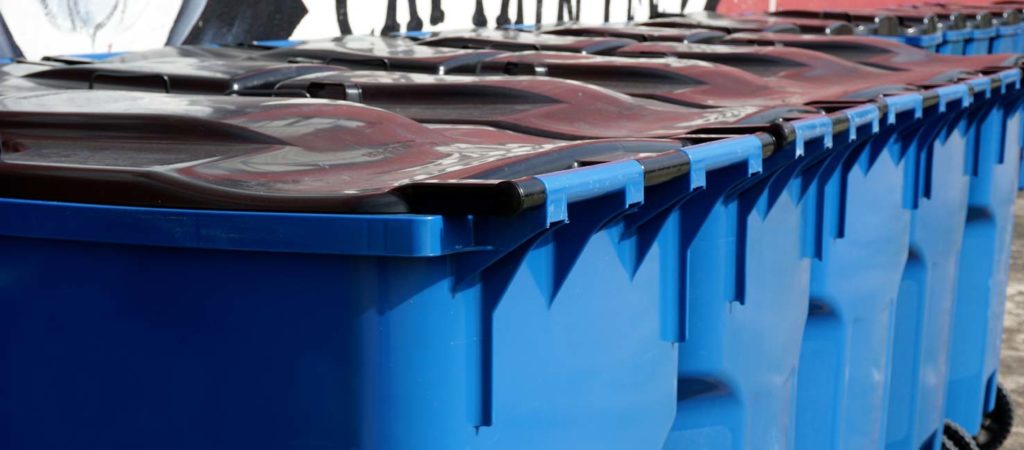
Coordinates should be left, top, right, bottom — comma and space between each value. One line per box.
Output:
964, 27, 997, 55
664, 128, 822, 450
2, 29, 1023, 450
885, 82, 976, 450
991, 23, 1023, 54
795, 96, 922, 450
946, 69, 1024, 435
0, 131, 794, 450
664, 112, 892, 449
0, 147, 695, 449
939, 28, 971, 55
252, 39, 302, 48
58, 51, 125, 60
884, 33, 943, 52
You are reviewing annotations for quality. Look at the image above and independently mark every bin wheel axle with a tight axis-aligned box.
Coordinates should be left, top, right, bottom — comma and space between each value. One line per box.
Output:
944, 420, 980, 450
976, 383, 1014, 450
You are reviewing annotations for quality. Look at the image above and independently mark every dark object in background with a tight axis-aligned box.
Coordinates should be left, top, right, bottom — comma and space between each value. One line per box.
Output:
382, 0, 401, 34
174, 0, 307, 45
0, 13, 22, 58
497, 0, 512, 27
408, 0, 424, 31
336, 0, 353, 35
431, 0, 445, 25
474, 0, 487, 27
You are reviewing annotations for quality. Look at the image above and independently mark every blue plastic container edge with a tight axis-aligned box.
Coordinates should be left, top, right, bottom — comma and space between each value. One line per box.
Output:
535, 159, 645, 224
935, 83, 973, 112
882, 33, 944, 48
252, 39, 302, 48
502, 23, 538, 31
843, 104, 881, 142
883, 93, 925, 124
681, 135, 764, 189
969, 27, 998, 40
997, 68, 1023, 94
0, 197, 481, 257
392, 30, 435, 39
792, 116, 835, 156
60, 51, 125, 61
944, 28, 973, 42
966, 77, 993, 100
998, 23, 1024, 36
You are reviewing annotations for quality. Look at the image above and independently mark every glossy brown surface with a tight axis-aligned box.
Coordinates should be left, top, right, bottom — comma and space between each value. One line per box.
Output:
275, 70, 804, 140
540, 24, 726, 43
722, 32, 1021, 73
475, 51, 814, 107
22, 58, 345, 94
415, 29, 637, 54
642, 11, 853, 35
0, 90, 684, 212
612, 41, 961, 98
255, 36, 505, 74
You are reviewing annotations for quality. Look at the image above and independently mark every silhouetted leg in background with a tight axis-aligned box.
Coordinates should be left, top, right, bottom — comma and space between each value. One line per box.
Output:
382, 0, 400, 34
430, 0, 445, 25
473, 0, 487, 27
497, 0, 511, 26
515, 0, 524, 24
407, 0, 424, 30
336, 0, 352, 34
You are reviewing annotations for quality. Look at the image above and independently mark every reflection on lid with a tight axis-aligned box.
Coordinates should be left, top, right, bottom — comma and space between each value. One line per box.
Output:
0, 90, 684, 213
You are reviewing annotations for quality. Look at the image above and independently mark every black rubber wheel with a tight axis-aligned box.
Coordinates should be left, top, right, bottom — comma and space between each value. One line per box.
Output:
944, 420, 981, 450
944, 437, 964, 450
976, 384, 1014, 450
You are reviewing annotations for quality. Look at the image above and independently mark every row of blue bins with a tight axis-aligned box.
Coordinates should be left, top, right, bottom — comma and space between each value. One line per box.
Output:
0, 6, 1022, 450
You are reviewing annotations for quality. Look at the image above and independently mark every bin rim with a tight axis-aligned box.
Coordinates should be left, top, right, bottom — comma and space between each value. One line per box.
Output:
942, 28, 972, 41
880, 32, 944, 48
0, 134, 767, 257
969, 27, 998, 39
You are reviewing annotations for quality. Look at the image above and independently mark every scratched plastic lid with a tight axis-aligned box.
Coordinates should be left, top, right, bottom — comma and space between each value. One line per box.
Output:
642, 11, 855, 35
475, 48, 924, 107
19, 58, 345, 94
0, 90, 692, 214
770, 10, 944, 36
721, 32, 1021, 73
540, 24, 726, 43
273, 70, 812, 140
413, 29, 637, 54
474, 51, 815, 107
253, 36, 506, 74
642, 14, 800, 33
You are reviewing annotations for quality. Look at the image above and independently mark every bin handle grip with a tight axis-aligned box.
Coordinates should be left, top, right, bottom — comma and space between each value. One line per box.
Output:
88, 71, 171, 93
323, 56, 391, 71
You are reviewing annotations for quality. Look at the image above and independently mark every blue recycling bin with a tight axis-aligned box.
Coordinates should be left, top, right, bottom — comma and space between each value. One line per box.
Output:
0, 90, 709, 450
939, 28, 971, 55
793, 95, 925, 450
0, 86, 888, 450
965, 26, 998, 55
885, 32, 944, 53
661, 117, 829, 450
946, 70, 1024, 435
991, 22, 1023, 53
885, 83, 978, 450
